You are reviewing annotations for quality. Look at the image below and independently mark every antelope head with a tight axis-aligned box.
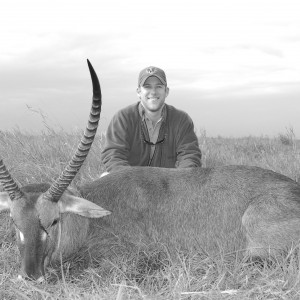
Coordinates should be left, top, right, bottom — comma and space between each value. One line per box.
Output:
0, 60, 110, 281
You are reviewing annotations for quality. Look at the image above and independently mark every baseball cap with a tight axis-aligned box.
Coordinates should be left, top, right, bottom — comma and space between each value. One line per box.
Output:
138, 66, 167, 86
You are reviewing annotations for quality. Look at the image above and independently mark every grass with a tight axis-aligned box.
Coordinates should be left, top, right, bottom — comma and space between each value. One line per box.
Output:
1, 128, 300, 299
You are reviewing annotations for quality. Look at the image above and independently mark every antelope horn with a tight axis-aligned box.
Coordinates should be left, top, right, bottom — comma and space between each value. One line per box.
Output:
0, 159, 24, 200
43, 59, 101, 202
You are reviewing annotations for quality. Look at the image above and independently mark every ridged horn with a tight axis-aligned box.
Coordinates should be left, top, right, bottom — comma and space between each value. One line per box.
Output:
0, 159, 24, 200
43, 59, 101, 202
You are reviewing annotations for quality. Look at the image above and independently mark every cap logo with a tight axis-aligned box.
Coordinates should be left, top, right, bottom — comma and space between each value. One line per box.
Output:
146, 67, 156, 74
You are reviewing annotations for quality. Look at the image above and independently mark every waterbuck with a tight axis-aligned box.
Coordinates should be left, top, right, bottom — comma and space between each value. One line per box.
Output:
0, 60, 110, 281
2, 61, 300, 282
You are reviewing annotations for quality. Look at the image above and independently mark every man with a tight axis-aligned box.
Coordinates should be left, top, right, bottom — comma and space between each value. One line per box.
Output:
101, 66, 202, 172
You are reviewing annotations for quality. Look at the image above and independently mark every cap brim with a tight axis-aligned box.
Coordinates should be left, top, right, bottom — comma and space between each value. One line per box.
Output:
139, 75, 167, 86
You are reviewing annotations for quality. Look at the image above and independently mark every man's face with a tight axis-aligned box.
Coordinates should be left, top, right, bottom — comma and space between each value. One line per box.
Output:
137, 76, 169, 113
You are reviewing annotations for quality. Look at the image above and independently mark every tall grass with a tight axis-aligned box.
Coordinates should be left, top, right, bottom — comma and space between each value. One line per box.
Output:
1, 128, 300, 299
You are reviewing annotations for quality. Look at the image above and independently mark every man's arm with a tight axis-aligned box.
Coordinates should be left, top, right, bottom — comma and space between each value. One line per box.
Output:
101, 112, 131, 172
175, 114, 202, 168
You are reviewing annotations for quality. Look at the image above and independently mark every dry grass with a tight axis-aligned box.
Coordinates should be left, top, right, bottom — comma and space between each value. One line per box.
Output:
1, 128, 300, 299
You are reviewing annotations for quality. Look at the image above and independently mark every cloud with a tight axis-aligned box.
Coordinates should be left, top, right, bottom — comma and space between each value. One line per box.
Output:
237, 45, 284, 58
282, 35, 300, 43
1, 0, 300, 137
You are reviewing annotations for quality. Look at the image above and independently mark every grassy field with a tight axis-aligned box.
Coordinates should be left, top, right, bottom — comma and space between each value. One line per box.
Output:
1, 128, 300, 299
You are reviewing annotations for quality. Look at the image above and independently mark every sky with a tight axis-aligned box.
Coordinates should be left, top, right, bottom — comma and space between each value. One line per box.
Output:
0, 0, 299, 138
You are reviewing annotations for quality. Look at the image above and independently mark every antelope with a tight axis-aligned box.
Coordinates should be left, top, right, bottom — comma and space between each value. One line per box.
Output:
2, 62, 300, 282
0, 60, 110, 281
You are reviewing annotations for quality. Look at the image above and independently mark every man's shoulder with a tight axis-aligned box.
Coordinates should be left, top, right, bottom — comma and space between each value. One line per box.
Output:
165, 104, 191, 119
114, 102, 139, 118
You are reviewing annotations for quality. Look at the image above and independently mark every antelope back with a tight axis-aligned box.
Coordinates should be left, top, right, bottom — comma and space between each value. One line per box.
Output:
81, 165, 300, 258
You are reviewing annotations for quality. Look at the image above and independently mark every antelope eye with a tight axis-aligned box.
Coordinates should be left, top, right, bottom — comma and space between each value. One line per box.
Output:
51, 219, 59, 227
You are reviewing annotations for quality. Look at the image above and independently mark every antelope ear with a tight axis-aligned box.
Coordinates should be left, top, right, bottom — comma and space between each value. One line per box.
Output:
0, 192, 11, 211
58, 194, 111, 218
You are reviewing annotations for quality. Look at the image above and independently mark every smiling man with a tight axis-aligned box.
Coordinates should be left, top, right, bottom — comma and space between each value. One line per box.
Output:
101, 66, 202, 172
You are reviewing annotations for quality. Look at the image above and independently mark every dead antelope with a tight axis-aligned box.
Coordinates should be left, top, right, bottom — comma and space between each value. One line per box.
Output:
2, 62, 300, 282
79, 165, 300, 258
